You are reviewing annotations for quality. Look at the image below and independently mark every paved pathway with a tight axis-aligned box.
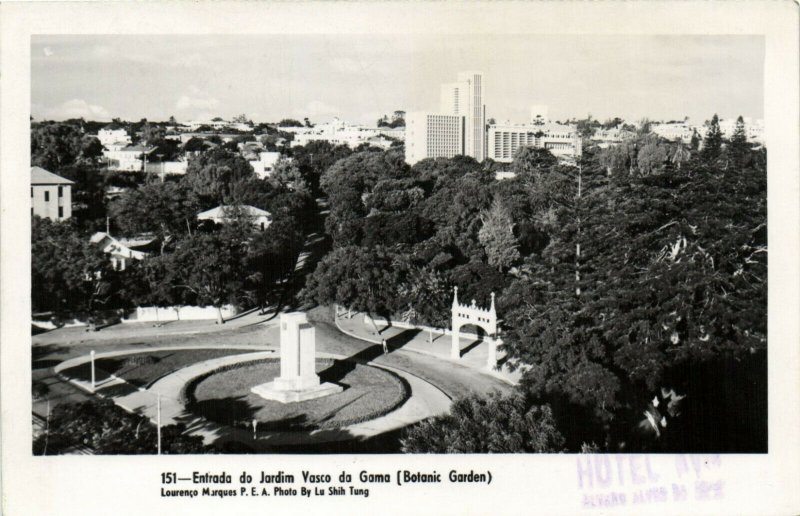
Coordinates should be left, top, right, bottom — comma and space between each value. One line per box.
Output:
335, 312, 523, 385
34, 307, 514, 451
32, 307, 281, 347
54, 346, 450, 449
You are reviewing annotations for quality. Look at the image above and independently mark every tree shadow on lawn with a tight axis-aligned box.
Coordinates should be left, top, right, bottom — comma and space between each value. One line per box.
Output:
197, 416, 405, 454
32, 343, 68, 369
318, 342, 388, 384
59, 355, 168, 388
259, 427, 406, 454
387, 328, 422, 352
97, 382, 141, 398
32, 325, 56, 336
183, 396, 310, 432
60, 362, 114, 383
318, 328, 420, 385
33, 358, 63, 370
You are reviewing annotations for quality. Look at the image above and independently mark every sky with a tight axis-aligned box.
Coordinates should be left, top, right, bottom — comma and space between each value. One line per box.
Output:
31, 34, 764, 126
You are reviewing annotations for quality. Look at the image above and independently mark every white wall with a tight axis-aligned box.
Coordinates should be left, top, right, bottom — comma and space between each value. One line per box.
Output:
124, 305, 238, 323
31, 184, 71, 220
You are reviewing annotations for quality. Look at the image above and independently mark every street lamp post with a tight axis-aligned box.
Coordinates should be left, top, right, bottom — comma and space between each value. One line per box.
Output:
90, 350, 96, 392
157, 394, 162, 455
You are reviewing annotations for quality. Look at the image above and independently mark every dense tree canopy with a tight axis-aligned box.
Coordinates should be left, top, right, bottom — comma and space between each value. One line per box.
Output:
34, 400, 207, 455
500, 135, 766, 449
31, 217, 113, 314
108, 181, 200, 247
31, 122, 103, 172
302, 245, 411, 321
183, 147, 254, 207
401, 392, 564, 453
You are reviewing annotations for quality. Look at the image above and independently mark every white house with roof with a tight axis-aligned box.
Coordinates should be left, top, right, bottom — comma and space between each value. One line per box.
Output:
144, 159, 189, 176
31, 167, 74, 221
104, 144, 157, 171
90, 232, 159, 270
197, 205, 272, 230
248, 151, 283, 179
97, 126, 131, 148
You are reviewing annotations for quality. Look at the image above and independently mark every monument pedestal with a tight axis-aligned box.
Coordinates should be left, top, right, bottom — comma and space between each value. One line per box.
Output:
251, 312, 342, 404
251, 381, 342, 403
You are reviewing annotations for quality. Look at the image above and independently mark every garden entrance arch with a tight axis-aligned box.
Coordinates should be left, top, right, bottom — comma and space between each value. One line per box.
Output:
451, 287, 500, 369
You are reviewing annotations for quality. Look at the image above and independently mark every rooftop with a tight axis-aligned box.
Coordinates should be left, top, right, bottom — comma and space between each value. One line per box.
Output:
197, 205, 271, 219
31, 166, 74, 185
90, 231, 159, 249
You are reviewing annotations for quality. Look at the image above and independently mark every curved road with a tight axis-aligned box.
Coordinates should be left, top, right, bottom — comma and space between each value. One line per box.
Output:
34, 312, 512, 403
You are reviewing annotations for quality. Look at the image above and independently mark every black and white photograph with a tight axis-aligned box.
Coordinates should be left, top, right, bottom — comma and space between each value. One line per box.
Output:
28, 32, 768, 456
2, 2, 799, 515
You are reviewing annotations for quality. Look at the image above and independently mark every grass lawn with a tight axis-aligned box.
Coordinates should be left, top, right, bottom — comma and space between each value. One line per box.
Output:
188, 358, 409, 431
59, 349, 255, 389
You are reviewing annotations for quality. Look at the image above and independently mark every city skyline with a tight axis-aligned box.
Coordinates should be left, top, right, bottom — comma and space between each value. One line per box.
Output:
32, 34, 764, 125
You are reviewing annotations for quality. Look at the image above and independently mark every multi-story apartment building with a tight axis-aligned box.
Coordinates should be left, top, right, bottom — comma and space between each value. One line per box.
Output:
31, 166, 73, 221
405, 71, 486, 165
405, 113, 464, 165
487, 122, 582, 163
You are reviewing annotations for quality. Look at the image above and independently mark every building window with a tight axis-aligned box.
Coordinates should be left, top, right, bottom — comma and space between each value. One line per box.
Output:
58, 186, 63, 198
44, 191, 49, 202
58, 206, 64, 218
31, 187, 33, 198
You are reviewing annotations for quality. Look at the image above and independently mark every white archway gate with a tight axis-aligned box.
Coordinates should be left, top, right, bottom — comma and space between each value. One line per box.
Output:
451, 287, 501, 369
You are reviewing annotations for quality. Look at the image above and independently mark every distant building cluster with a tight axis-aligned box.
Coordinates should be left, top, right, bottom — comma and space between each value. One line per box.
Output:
406, 72, 582, 165
283, 118, 403, 149
650, 117, 764, 145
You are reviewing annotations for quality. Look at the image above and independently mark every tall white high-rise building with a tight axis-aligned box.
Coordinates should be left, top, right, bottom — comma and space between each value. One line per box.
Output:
405, 71, 486, 166
441, 71, 486, 162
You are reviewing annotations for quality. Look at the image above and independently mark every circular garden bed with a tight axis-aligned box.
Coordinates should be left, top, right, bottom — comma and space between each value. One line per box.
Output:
184, 358, 410, 431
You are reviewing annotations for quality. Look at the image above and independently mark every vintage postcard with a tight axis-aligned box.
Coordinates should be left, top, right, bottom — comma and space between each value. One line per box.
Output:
2, 1, 798, 515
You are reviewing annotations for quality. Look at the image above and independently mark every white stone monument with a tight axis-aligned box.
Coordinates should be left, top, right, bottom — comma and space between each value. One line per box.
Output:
251, 312, 343, 403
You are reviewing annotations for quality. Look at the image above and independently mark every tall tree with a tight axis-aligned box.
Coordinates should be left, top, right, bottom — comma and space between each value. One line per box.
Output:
303, 245, 411, 322
701, 114, 724, 162
728, 115, 750, 168
161, 226, 254, 324
140, 123, 166, 146
31, 217, 112, 315
182, 147, 254, 207
108, 181, 200, 251
270, 157, 310, 196
478, 199, 521, 271
31, 122, 102, 171
636, 140, 669, 176
320, 149, 409, 246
